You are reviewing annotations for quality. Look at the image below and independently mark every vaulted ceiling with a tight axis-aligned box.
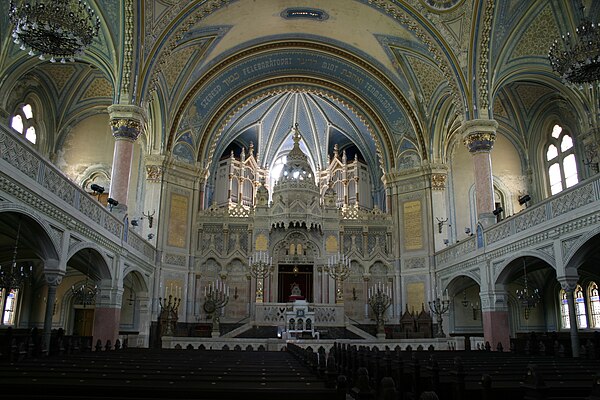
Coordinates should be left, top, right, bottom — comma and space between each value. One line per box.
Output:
0, 1, 597, 177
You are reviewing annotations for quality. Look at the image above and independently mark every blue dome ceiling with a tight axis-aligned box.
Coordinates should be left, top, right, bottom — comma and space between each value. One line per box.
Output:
215, 90, 381, 186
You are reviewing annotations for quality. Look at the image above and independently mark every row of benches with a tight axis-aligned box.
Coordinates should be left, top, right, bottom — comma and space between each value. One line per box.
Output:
288, 342, 600, 400
2, 347, 340, 399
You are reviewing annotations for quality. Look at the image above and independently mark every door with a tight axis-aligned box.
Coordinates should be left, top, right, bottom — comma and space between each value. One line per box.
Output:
73, 308, 94, 336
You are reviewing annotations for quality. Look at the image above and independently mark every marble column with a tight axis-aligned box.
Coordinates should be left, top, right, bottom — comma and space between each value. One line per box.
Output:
92, 279, 123, 349
480, 289, 510, 351
461, 119, 498, 228
559, 279, 580, 357
107, 105, 146, 212
43, 266, 64, 355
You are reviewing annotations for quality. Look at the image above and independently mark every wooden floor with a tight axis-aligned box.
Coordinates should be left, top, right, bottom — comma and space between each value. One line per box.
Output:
1, 348, 338, 400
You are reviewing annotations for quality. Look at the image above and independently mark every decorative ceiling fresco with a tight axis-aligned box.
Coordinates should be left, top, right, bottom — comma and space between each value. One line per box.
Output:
0, 0, 598, 177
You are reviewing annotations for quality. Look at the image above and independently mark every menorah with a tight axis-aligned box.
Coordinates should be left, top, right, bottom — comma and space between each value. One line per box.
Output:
158, 294, 181, 336
247, 251, 273, 303
325, 252, 351, 303
429, 292, 451, 338
368, 282, 392, 339
204, 279, 229, 337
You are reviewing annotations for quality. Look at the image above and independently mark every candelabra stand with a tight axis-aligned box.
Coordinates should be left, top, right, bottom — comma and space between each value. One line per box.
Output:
247, 251, 273, 303
158, 295, 181, 336
204, 280, 229, 337
325, 252, 351, 303
368, 283, 392, 339
429, 296, 451, 338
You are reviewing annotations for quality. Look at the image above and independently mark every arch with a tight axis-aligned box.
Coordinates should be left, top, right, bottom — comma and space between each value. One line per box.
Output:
0, 206, 60, 264
272, 230, 321, 261
122, 267, 151, 293
66, 242, 112, 281
169, 41, 425, 174
494, 253, 556, 286
563, 228, 600, 276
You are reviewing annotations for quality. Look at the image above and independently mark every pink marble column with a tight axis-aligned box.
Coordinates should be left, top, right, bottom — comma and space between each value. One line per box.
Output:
107, 105, 146, 210
482, 310, 510, 351
480, 288, 510, 351
461, 119, 498, 227
92, 307, 121, 347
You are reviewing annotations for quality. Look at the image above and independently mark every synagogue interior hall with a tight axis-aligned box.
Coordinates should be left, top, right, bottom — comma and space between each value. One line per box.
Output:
2, 0, 600, 398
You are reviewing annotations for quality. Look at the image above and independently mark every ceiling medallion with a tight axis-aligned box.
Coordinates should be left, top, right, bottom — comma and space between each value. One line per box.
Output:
420, 0, 463, 12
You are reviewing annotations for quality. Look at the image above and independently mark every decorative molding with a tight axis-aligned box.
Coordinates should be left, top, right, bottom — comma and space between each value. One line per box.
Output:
404, 257, 427, 270
164, 253, 187, 266
477, 0, 495, 111
431, 173, 447, 190
145, 165, 164, 182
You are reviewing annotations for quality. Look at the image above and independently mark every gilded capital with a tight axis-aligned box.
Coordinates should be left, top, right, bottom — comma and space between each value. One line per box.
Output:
431, 173, 447, 190
146, 165, 164, 182
464, 132, 496, 152
460, 119, 498, 153
108, 104, 147, 141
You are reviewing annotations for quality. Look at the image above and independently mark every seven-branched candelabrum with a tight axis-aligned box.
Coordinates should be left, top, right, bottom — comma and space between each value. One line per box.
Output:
158, 295, 181, 336
247, 251, 273, 303
368, 283, 392, 337
325, 252, 351, 304
204, 280, 229, 336
429, 295, 451, 338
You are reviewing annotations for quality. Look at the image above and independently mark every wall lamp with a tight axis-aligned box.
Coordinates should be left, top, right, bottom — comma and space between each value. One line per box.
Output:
107, 197, 119, 211
518, 194, 531, 205
131, 219, 139, 226
492, 206, 503, 216
90, 183, 104, 194
436, 217, 448, 233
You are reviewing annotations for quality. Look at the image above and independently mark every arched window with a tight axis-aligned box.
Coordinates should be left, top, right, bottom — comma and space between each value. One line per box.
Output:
575, 285, 588, 329
588, 282, 600, 328
10, 103, 37, 144
560, 289, 570, 329
545, 124, 578, 195
1, 288, 19, 325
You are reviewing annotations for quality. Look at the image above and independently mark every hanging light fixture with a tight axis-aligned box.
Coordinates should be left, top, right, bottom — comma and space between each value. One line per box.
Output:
516, 259, 541, 320
548, 6, 600, 88
0, 218, 32, 291
71, 249, 97, 308
461, 290, 469, 308
9, 0, 101, 63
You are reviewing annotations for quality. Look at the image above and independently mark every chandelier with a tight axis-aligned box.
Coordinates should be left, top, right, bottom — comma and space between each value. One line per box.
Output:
9, 0, 100, 63
0, 219, 32, 291
548, 13, 600, 88
71, 250, 97, 308
516, 260, 541, 320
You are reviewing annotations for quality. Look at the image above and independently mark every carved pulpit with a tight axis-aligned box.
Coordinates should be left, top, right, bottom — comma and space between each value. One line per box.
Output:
284, 300, 319, 339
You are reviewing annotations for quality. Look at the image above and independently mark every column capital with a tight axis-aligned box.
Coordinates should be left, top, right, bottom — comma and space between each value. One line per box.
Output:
145, 164, 164, 182
44, 271, 64, 286
108, 104, 147, 141
557, 275, 579, 291
460, 119, 498, 153
43, 259, 64, 286
479, 289, 508, 312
